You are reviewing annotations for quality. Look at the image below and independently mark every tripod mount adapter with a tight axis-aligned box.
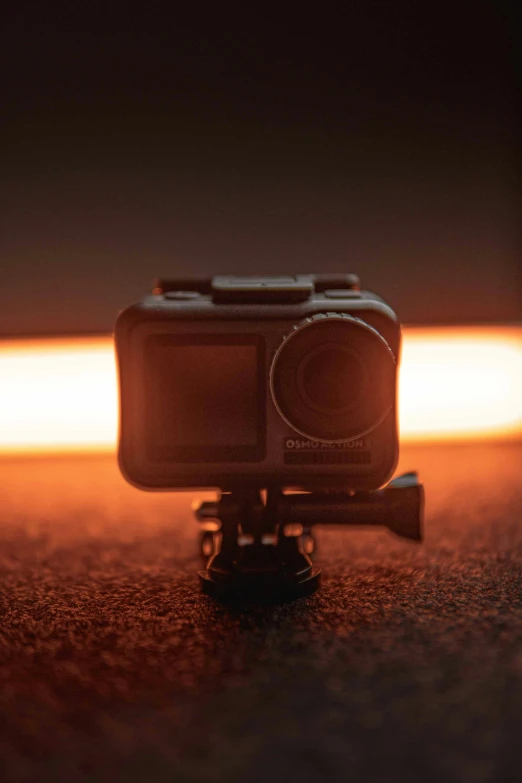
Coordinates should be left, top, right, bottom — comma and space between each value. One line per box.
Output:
195, 472, 424, 600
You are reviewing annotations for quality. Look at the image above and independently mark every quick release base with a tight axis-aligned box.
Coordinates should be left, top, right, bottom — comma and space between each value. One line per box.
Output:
194, 472, 424, 601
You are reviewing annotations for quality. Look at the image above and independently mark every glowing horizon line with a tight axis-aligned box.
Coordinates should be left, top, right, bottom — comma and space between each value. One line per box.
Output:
0, 326, 521, 454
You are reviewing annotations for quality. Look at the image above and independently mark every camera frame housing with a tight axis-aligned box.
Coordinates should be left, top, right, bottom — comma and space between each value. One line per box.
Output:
116, 275, 401, 492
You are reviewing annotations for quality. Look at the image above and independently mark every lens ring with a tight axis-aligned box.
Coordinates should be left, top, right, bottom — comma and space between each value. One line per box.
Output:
270, 315, 396, 442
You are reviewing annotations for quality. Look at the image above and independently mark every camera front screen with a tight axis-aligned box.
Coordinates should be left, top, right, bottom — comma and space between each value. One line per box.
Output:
145, 335, 265, 462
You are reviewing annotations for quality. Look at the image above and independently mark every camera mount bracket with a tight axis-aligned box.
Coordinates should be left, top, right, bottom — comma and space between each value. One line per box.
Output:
194, 472, 424, 600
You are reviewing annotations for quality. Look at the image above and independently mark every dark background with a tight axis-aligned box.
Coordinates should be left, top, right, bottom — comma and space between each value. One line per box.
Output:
1, 2, 520, 337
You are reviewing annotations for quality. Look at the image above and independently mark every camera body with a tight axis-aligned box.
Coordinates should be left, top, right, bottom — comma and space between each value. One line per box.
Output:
116, 274, 401, 492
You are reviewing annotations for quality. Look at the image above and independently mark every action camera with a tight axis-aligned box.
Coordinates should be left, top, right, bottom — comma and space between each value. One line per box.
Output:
116, 274, 401, 491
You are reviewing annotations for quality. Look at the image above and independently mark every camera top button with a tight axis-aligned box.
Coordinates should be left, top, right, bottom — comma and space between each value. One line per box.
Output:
324, 289, 362, 299
212, 275, 314, 303
313, 273, 360, 291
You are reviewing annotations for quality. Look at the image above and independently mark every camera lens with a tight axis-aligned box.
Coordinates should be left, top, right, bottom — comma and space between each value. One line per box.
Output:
270, 314, 396, 442
297, 344, 366, 413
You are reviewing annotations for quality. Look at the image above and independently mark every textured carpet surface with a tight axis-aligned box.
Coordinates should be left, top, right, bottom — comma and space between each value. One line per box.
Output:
1, 443, 522, 783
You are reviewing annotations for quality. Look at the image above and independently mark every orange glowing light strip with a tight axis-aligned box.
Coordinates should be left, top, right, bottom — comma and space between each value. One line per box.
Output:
0, 327, 521, 454
399, 326, 522, 442
0, 337, 117, 454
